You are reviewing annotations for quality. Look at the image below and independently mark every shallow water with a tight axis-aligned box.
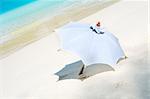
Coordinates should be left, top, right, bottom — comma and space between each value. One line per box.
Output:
0, 0, 74, 36
0, 0, 37, 14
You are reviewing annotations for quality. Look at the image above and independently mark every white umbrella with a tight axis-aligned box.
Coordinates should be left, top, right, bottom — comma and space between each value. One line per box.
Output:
55, 22, 126, 80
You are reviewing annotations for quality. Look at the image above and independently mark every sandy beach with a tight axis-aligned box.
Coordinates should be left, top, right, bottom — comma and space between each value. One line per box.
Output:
0, 0, 149, 99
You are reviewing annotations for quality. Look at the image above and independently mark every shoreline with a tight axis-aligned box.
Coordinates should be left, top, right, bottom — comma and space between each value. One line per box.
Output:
0, 0, 77, 36
0, 0, 120, 59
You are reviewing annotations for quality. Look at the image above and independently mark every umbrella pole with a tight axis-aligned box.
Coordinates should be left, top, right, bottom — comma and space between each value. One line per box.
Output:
78, 65, 85, 75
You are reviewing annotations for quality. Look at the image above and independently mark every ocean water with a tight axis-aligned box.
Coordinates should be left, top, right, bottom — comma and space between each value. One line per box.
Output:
0, 0, 73, 36
0, 0, 37, 14
0, 0, 101, 43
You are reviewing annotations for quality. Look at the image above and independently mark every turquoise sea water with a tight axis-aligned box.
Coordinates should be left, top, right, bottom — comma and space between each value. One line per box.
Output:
0, 0, 101, 44
0, 0, 93, 38
0, 0, 37, 14
0, 0, 71, 36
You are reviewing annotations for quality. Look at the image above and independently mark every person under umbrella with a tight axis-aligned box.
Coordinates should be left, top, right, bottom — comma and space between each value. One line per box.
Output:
90, 21, 104, 34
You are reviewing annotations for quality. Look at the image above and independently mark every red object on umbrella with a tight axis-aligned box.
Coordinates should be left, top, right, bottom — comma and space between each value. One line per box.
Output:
96, 21, 101, 27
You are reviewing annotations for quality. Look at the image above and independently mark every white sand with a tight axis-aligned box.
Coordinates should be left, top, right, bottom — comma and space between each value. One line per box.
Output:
0, 1, 148, 99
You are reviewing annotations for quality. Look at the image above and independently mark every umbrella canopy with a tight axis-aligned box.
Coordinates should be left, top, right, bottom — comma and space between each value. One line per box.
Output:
55, 22, 126, 66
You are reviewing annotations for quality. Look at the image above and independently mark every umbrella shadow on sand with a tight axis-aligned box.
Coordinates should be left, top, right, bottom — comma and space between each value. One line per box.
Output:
55, 60, 115, 81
